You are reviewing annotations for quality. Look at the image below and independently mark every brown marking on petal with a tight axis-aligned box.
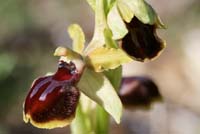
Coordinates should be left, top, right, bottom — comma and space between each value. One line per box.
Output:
24, 79, 80, 128
121, 17, 165, 61
31, 86, 79, 122
24, 61, 81, 129
119, 76, 162, 109
53, 61, 77, 81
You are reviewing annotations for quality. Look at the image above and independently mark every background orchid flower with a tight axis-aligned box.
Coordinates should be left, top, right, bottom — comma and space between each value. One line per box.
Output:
121, 17, 165, 61
85, 0, 166, 61
106, 0, 166, 61
119, 76, 162, 108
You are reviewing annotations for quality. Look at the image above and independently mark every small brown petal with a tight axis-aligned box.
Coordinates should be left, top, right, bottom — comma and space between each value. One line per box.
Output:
121, 17, 165, 61
119, 76, 162, 108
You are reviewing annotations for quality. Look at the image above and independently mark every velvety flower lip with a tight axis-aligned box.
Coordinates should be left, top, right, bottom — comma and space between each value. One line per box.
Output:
23, 61, 80, 129
119, 76, 162, 108
121, 17, 165, 62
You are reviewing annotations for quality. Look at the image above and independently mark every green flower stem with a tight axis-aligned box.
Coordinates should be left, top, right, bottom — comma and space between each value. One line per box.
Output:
71, 103, 93, 134
95, 105, 110, 134
85, 0, 109, 54
93, 0, 107, 40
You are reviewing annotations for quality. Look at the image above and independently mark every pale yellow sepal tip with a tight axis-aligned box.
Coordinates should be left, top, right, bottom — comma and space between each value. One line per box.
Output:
54, 47, 68, 56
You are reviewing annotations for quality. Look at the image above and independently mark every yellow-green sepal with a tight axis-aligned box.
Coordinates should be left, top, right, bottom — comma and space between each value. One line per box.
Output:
107, 3, 128, 40
68, 24, 85, 54
54, 47, 82, 60
117, 0, 134, 23
77, 68, 122, 124
86, 47, 132, 72
118, 0, 165, 28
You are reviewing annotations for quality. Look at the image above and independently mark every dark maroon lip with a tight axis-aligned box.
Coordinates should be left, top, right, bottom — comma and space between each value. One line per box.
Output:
24, 61, 80, 125
53, 60, 78, 81
121, 17, 165, 61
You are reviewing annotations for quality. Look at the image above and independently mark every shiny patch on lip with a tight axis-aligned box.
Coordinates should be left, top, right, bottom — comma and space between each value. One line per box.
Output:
121, 17, 165, 62
23, 61, 80, 129
23, 86, 79, 129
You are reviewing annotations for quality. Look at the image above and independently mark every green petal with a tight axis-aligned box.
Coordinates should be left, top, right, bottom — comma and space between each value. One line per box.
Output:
107, 4, 128, 40
68, 24, 85, 54
77, 68, 122, 123
119, 0, 158, 25
86, 47, 132, 72
86, 0, 116, 14
117, 0, 134, 23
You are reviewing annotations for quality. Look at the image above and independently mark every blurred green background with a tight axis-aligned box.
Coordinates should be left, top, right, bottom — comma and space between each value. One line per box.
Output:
0, 0, 200, 134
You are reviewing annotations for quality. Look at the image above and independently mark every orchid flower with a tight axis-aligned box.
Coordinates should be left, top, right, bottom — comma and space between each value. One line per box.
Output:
23, 0, 166, 131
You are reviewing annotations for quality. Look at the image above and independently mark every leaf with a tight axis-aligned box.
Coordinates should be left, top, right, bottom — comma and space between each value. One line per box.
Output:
86, 47, 132, 72
77, 68, 122, 123
117, 0, 134, 23
68, 24, 85, 54
107, 4, 128, 40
